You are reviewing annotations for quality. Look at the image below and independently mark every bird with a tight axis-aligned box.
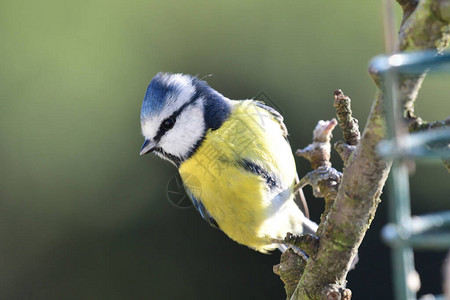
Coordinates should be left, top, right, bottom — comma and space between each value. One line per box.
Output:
139, 73, 317, 253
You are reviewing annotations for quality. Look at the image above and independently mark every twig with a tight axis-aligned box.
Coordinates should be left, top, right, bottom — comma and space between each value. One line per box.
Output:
291, 1, 450, 298
410, 116, 450, 172
334, 90, 360, 146
296, 119, 336, 170
409, 116, 450, 132
334, 141, 356, 165
333, 89, 361, 166
295, 120, 341, 206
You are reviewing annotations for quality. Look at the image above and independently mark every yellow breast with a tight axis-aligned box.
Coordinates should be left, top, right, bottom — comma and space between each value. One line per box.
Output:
179, 100, 297, 252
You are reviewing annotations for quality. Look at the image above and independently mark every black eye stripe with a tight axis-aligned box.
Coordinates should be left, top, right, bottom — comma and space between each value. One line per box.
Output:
152, 91, 201, 143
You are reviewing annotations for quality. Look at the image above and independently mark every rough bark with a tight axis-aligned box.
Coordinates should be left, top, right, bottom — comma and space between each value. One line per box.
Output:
292, 90, 389, 300
333, 90, 360, 147
280, 1, 450, 299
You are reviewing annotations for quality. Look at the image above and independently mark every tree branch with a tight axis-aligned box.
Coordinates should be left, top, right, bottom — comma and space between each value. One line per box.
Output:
292, 90, 389, 299
284, 233, 320, 257
333, 90, 361, 166
334, 141, 356, 166
333, 90, 360, 147
295, 120, 342, 222
398, 0, 450, 120
396, 0, 419, 25
274, 248, 308, 299
409, 116, 450, 132
410, 116, 450, 172
275, 119, 344, 299
398, 0, 450, 172
296, 120, 335, 170
286, 1, 450, 299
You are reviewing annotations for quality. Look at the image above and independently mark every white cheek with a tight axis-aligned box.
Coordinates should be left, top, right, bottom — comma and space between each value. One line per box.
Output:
159, 102, 205, 157
141, 75, 195, 140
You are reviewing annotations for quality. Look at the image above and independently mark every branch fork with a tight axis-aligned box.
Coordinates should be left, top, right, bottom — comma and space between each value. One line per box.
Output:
275, 90, 360, 299
274, 1, 450, 298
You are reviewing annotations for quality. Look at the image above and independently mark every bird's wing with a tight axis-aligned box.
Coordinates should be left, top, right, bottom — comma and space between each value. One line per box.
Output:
184, 184, 220, 229
254, 101, 310, 218
254, 101, 288, 139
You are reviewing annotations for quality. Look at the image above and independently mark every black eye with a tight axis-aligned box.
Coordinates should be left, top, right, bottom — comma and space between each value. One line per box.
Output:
162, 117, 176, 130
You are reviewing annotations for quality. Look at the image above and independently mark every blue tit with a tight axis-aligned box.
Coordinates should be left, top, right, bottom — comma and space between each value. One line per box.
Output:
140, 73, 317, 253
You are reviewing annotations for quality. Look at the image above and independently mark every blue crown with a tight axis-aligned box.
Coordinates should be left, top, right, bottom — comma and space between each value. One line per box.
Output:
141, 73, 193, 120
141, 73, 231, 131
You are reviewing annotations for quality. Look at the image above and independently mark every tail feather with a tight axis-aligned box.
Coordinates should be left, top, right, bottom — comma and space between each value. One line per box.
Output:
302, 217, 318, 235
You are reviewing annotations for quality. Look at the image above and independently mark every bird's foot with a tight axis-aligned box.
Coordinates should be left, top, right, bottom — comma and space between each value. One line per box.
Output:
293, 166, 342, 195
284, 232, 319, 258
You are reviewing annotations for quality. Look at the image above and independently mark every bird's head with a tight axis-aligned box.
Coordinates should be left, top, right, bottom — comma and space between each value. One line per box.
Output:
140, 73, 231, 166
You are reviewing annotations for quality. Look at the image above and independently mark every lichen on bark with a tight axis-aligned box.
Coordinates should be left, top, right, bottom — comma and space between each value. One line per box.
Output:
275, 1, 450, 299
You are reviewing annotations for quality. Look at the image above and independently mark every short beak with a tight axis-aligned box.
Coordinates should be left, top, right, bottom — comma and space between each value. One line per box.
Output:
140, 139, 157, 155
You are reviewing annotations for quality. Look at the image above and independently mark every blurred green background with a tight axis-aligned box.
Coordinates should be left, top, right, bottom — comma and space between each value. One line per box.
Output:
1, 0, 449, 299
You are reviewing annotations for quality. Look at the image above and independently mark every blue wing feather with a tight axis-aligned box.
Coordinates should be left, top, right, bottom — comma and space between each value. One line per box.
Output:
184, 184, 220, 229
254, 101, 288, 138
181, 101, 287, 230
